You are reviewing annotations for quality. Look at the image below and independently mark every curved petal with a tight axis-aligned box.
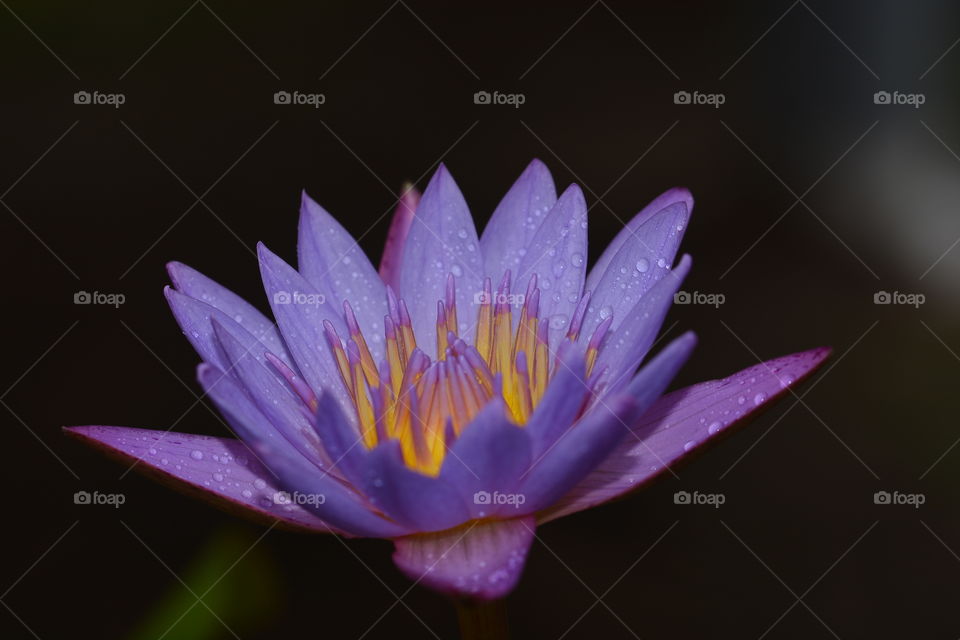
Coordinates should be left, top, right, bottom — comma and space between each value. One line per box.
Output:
439, 400, 532, 519
298, 192, 387, 359
396, 164, 483, 355
393, 516, 536, 601
516, 395, 640, 515
481, 159, 557, 276
524, 347, 590, 458
257, 243, 353, 414
580, 201, 690, 342
538, 346, 832, 523
165, 287, 284, 373
198, 363, 409, 538
515, 184, 588, 345
310, 391, 369, 487
517, 331, 696, 515
63, 425, 335, 533
166, 261, 295, 367
586, 187, 693, 291
212, 320, 328, 469
379, 184, 420, 290
361, 439, 471, 532
594, 253, 692, 393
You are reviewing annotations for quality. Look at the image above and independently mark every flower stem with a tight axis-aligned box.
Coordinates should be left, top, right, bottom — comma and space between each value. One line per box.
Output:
455, 598, 510, 640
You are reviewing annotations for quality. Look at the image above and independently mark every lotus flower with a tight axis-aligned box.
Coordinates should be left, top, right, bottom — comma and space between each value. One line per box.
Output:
66, 160, 829, 605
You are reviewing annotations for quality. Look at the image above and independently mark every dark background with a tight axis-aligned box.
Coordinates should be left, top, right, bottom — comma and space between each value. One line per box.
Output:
2, 1, 958, 638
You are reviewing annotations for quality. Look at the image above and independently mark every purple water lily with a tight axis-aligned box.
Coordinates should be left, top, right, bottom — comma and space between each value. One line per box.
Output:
66, 160, 829, 604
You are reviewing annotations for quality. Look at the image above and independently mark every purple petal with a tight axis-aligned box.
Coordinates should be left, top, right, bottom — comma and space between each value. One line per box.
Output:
517, 332, 696, 515
524, 348, 590, 457
165, 287, 283, 373
257, 243, 353, 414
593, 253, 692, 393
396, 164, 483, 355
167, 261, 294, 366
439, 400, 532, 519
309, 391, 368, 487
361, 440, 471, 532
212, 320, 328, 469
481, 159, 557, 276
515, 184, 588, 345
298, 192, 387, 358
539, 347, 832, 523
392, 516, 536, 600
580, 201, 690, 342
379, 184, 420, 290
64, 425, 336, 532
197, 363, 409, 538
516, 395, 641, 515
586, 187, 693, 291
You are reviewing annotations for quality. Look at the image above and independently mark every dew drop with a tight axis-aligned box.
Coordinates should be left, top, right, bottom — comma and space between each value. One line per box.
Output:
450, 264, 463, 277
683, 440, 697, 452
635, 258, 649, 273
571, 253, 585, 267
190, 450, 203, 461
599, 305, 613, 319
708, 421, 722, 435
753, 392, 767, 406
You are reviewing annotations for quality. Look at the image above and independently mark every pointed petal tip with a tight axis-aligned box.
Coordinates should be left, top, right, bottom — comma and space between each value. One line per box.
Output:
63, 425, 338, 533
538, 342, 835, 523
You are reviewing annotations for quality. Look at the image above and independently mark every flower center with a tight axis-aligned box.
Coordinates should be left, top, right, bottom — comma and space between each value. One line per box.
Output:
321, 271, 611, 475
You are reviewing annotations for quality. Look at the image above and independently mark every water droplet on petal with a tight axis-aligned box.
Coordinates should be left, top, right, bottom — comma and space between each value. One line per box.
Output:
635, 258, 649, 273
190, 450, 203, 461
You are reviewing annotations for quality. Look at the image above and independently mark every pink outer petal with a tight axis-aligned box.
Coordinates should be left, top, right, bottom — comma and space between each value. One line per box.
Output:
538, 346, 832, 524
379, 184, 420, 290
64, 426, 339, 534
392, 516, 536, 601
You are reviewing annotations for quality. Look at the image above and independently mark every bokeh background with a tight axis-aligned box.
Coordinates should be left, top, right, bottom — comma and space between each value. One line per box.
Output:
2, 1, 959, 637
